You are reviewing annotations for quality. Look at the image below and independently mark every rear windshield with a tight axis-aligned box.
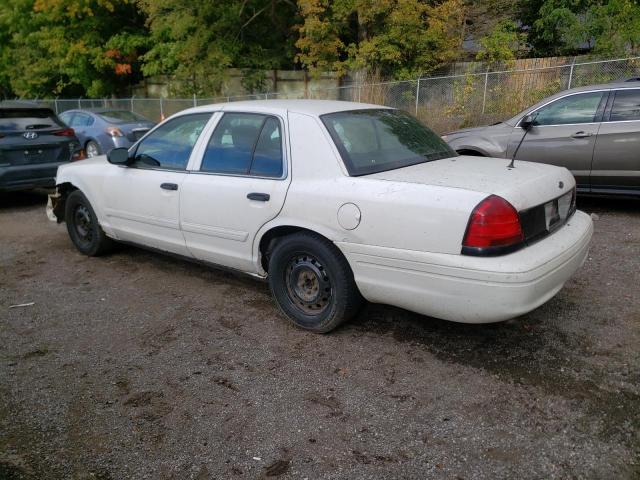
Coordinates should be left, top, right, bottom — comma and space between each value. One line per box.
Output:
321, 109, 456, 176
98, 110, 147, 123
0, 108, 62, 132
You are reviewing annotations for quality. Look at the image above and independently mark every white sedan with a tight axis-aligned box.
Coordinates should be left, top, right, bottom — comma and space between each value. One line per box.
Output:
50, 100, 593, 332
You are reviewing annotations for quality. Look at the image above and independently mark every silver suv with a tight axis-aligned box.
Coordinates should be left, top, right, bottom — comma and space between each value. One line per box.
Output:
442, 81, 640, 196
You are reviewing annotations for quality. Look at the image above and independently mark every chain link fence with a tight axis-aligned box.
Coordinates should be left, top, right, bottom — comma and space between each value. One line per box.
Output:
20, 56, 640, 134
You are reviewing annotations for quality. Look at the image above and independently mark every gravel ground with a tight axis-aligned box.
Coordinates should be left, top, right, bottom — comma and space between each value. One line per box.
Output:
0, 191, 639, 480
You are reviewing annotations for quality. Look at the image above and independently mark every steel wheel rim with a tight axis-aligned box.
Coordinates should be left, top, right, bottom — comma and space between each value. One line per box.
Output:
285, 254, 332, 315
74, 204, 93, 244
86, 142, 99, 157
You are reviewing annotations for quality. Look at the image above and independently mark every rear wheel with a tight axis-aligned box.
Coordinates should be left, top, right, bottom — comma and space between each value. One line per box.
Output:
86, 140, 101, 158
268, 232, 363, 333
65, 190, 113, 256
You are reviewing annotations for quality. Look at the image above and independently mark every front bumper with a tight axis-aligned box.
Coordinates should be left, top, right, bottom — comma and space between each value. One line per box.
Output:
0, 161, 69, 191
337, 210, 594, 323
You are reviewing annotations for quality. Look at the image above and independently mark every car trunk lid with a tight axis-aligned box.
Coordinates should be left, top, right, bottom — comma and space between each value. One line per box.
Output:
366, 155, 575, 211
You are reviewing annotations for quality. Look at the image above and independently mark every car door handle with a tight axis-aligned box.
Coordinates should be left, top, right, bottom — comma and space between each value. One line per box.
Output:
160, 183, 178, 191
571, 131, 593, 138
247, 192, 270, 202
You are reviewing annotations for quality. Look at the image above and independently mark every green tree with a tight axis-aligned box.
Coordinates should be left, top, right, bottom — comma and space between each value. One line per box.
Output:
0, 0, 148, 98
140, 0, 300, 96
531, 0, 640, 56
296, 0, 467, 79
476, 20, 525, 65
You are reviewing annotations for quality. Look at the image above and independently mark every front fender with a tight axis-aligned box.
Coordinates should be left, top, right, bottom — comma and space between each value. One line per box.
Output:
55, 158, 113, 235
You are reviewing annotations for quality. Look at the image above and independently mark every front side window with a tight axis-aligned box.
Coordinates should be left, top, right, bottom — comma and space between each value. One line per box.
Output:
201, 113, 283, 177
133, 113, 211, 170
609, 89, 640, 121
321, 109, 455, 176
533, 92, 604, 126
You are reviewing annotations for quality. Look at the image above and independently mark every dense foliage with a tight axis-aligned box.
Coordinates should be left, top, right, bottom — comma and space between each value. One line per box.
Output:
0, 0, 638, 98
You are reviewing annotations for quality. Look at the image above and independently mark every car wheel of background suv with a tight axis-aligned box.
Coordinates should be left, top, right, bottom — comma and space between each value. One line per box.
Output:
268, 231, 363, 333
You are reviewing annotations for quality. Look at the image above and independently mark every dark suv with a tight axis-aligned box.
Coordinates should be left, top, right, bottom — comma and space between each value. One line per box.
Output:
0, 101, 83, 191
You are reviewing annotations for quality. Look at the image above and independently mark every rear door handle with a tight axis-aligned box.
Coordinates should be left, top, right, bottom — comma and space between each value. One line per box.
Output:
160, 182, 178, 191
247, 192, 270, 202
571, 131, 593, 138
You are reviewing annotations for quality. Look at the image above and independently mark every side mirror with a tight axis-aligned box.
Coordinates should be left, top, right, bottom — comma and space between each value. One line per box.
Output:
107, 147, 132, 165
519, 113, 538, 130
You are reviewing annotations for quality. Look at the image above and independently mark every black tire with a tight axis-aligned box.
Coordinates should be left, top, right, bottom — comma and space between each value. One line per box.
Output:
65, 190, 114, 256
85, 140, 101, 158
268, 231, 363, 333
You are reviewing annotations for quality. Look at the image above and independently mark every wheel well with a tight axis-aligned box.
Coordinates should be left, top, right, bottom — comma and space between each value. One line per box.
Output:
456, 149, 485, 157
51, 182, 78, 222
259, 226, 331, 272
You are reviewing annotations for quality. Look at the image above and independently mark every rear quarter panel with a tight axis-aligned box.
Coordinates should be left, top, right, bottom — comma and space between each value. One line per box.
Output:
254, 112, 487, 271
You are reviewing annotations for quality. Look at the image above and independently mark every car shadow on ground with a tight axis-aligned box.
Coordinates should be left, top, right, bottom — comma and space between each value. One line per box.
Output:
0, 190, 49, 210
577, 194, 640, 214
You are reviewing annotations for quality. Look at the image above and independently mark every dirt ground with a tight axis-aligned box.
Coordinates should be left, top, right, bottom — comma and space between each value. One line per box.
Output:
0, 191, 639, 480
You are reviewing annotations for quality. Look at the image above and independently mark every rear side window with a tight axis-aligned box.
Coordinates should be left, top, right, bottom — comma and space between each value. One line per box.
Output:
609, 90, 640, 121
133, 113, 211, 170
533, 92, 604, 126
201, 113, 283, 177
98, 111, 147, 123
0, 108, 63, 132
321, 109, 455, 176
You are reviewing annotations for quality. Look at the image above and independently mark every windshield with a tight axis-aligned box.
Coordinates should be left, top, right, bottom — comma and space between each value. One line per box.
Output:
98, 110, 147, 123
321, 109, 456, 176
0, 108, 62, 132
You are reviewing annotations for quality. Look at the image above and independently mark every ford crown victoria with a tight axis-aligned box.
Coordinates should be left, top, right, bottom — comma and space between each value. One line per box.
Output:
50, 100, 593, 332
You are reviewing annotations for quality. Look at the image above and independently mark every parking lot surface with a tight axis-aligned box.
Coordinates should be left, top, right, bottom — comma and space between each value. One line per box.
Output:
1, 191, 639, 479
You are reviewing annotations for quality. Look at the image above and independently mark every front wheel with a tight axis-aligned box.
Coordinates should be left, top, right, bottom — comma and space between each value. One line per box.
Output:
65, 190, 114, 256
268, 232, 363, 333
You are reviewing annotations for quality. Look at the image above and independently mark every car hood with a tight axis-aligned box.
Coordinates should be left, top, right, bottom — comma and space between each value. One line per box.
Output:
366, 156, 575, 211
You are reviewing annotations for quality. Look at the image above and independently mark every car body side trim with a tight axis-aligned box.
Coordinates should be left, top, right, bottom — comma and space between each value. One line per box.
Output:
104, 207, 179, 229
180, 221, 249, 242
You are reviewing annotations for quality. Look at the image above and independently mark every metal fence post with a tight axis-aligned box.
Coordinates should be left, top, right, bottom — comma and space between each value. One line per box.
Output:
159, 96, 164, 120
415, 78, 421, 115
193, 93, 196, 107
54, 97, 59, 114
103, 98, 107, 108
78, 97, 81, 109
130, 96, 134, 112
482, 70, 489, 114
568, 57, 576, 89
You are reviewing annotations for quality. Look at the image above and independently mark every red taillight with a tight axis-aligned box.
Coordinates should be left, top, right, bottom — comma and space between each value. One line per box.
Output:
106, 127, 124, 137
462, 195, 524, 253
54, 128, 75, 137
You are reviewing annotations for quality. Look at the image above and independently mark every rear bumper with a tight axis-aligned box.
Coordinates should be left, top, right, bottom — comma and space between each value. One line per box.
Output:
0, 162, 69, 191
337, 210, 593, 323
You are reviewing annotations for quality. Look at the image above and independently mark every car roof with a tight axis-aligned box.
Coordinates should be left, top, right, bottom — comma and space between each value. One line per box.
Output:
60, 108, 131, 115
180, 99, 391, 117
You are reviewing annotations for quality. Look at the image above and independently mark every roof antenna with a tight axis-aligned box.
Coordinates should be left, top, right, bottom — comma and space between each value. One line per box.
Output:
508, 112, 538, 169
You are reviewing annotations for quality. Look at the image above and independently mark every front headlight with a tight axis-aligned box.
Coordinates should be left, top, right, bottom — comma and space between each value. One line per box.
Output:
441, 135, 448, 141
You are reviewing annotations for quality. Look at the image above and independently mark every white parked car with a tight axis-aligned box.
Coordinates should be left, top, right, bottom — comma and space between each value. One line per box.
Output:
51, 100, 593, 332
